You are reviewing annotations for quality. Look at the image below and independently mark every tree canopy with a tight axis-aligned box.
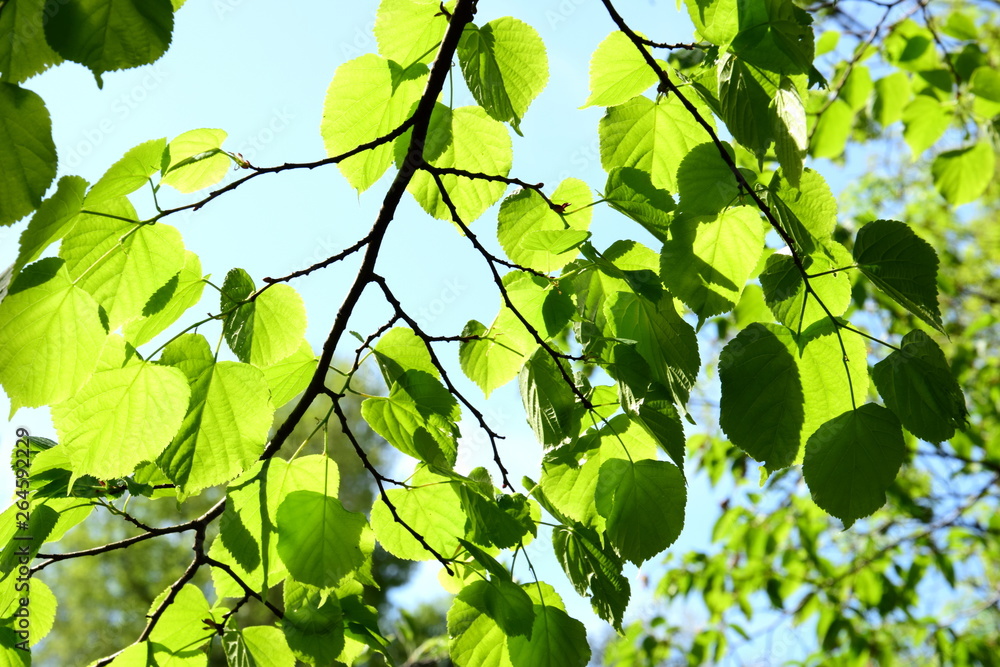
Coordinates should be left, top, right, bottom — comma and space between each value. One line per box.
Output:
0, 0, 997, 665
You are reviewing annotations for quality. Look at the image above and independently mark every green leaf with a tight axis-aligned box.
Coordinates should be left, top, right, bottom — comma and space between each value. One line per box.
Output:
451, 578, 534, 642
884, 19, 938, 72
460, 271, 574, 397
931, 141, 996, 206
552, 522, 630, 630
148, 583, 214, 653
602, 167, 675, 243
720, 325, 804, 470
372, 326, 438, 386
374, 0, 449, 67
86, 138, 166, 203
853, 219, 944, 333
519, 348, 582, 449
221, 268, 308, 367
361, 369, 460, 467
507, 583, 591, 667
969, 66, 1000, 118
401, 104, 513, 223
157, 334, 275, 492
596, 458, 685, 563
872, 330, 968, 443
840, 65, 873, 112
634, 389, 687, 471
53, 359, 190, 479
60, 211, 186, 329
160, 128, 230, 193
803, 404, 906, 527
0, 258, 105, 409
902, 95, 952, 157
718, 52, 775, 154
447, 583, 514, 667
809, 98, 852, 160
685, 0, 739, 45
243, 625, 296, 667
370, 465, 468, 560
760, 245, 852, 331
873, 72, 910, 127
497, 178, 592, 273
720, 321, 867, 471
583, 31, 658, 108
43, 0, 173, 85
13, 175, 87, 276
261, 340, 318, 408
0, 0, 64, 83
676, 142, 740, 216
600, 95, 712, 193
321, 54, 428, 192
123, 250, 206, 346
661, 206, 766, 322
768, 167, 837, 244
541, 415, 658, 530
773, 77, 807, 187
604, 291, 700, 406
731, 0, 814, 75
276, 491, 369, 588
461, 487, 537, 550
211, 456, 339, 597
0, 82, 56, 225
282, 578, 345, 665
458, 17, 548, 133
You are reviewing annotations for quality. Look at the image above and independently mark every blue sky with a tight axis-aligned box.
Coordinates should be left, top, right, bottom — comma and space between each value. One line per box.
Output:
0, 0, 863, 653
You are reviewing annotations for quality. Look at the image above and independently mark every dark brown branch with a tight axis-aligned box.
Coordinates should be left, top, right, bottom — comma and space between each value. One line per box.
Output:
33, 499, 225, 573
426, 170, 593, 412
260, 0, 480, 463
369, 274, 512, 489
326, 388, 452, 572
205, 555, 285, 619
262, 232, 372, 285
148, 117, 420, 224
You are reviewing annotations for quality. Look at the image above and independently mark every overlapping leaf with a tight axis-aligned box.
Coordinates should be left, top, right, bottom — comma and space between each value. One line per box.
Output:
458, 17, 548, 133
0, 82, 56, 225
803, 404, 906, 527
853, 219, 944, 333
497, 178, 592, 273
322, 54, 428, 192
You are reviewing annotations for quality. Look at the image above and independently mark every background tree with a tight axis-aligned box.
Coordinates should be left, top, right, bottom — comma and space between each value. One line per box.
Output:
0, 0, 994, 665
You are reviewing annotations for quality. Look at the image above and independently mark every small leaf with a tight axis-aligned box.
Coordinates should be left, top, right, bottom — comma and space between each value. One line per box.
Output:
599, 95, 713, 193
13, 175, 87, 276
276, 490, 369, 588
282, 578, 345, 665
400, 104, 513, 223
458, 17, 548, 133
773, 77, 807, 187
370, 466, 467, 560
321, 54, 428, 192
0, 82, 56, 225
596, 458, 686, 564
902, 95, 952, 157
583, 31, 658, 108
0, 0, 64, 83
43, 0, 173, 84
519, 349, 582, 449
221, 269, 308, 367
803, 404, 906, 527
552, 522, 630, 630
853, 219, 944, 333
157, 334, 275, 493
931, 141, 996, 206
374, 0, 448, 67
497, 178, 592, 273
507, 584, 591, 667
160, 128, 230, 193
0, 258, 105, 409
872, 330, 968, 443
87, 138, 166, 203
660, 206, 766, 322
53, 360, 190, 479
602, 167, 675, 243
